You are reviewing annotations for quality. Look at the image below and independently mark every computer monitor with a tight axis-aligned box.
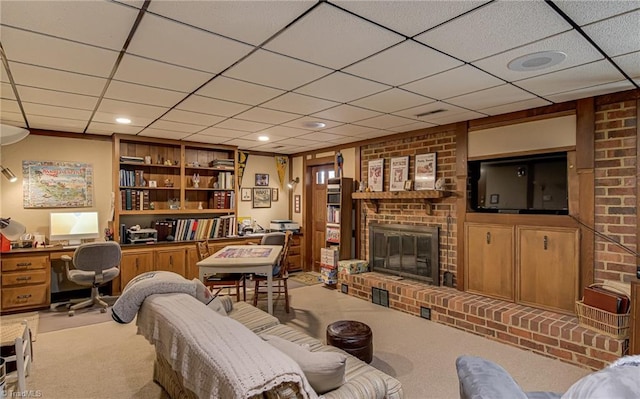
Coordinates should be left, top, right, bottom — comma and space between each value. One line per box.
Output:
49, 211, 100, 246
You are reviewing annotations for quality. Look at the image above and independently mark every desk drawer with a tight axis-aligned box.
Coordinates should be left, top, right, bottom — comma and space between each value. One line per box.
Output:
1, 285, 49, 310
1, 255, 49, 272
2, 270, 48, 287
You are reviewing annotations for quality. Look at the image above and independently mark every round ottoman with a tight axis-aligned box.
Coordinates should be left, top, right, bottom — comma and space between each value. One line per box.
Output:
326, 320, 373, 363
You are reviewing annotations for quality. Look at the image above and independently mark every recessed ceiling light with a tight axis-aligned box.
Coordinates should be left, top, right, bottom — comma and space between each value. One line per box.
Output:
508, 51, 567, 72
303, 121, 326, 129
258, 135, 269, 142
116, 117, 131, 124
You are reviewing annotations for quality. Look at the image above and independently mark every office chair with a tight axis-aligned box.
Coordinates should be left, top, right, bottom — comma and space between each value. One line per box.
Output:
59, 241, 121, 316
196, 240, 246, 301
253, 231, 292, 313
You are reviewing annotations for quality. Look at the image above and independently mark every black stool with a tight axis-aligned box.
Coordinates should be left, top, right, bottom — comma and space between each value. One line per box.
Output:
326, 320, 373, 363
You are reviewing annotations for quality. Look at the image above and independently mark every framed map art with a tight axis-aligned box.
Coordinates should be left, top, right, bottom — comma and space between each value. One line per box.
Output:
23, 160, 94, 208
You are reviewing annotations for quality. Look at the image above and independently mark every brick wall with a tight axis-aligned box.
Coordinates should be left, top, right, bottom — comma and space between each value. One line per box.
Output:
359, 128, 458, 281
594, 100, 638, 283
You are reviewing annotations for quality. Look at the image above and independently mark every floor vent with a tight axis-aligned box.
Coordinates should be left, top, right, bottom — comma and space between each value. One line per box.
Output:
341, 283, 349, 294
371, 287, 389, 307
420, 306, 431, 320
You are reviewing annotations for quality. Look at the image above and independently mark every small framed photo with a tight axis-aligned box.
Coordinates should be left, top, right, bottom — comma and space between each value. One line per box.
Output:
241, 187, 252, 201
255, 173, 269, 186
404, 180, 413, 191
253, 187, 271, 208
271, 188, 279, 202
148, 180, 157, 188
390, 156, 409, 192
294, 194, 301, 213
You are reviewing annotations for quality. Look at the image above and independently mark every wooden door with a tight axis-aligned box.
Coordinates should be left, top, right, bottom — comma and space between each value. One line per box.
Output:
465, 223, 514, 301
517, 226, 579, 313
308, 164, 336, 272
156, 248, 186, 275
119, 250, 154, 290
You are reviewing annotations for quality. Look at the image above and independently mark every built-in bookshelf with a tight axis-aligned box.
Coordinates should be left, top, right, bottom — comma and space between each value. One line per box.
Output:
321, 177, 353, 285
112, 135, 238, 243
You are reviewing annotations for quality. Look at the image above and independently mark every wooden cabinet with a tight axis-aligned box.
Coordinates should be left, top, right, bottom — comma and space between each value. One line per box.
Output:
1, 254, 51, 312
287, 234, 302, 272
155, 248, 186, 275
517, 226, 579, 313
118, 249, 154, 292
464, 223, 514, 301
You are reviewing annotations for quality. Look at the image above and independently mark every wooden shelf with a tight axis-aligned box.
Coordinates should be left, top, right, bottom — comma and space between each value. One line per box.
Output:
352, 190, 451, 214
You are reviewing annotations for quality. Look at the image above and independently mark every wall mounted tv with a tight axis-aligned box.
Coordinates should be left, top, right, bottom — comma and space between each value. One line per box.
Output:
468, 152, 568, 215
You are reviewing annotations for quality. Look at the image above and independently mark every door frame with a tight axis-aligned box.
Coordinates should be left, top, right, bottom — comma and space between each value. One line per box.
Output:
303, 156, 335, 271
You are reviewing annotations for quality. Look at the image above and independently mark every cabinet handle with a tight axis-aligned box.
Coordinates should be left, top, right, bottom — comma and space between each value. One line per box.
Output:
543, 235, 548, 250
135, 258, 139, 269
169, 256, 173, 267
16, 276, 32, 281
17, 294, 32, 300
17, 262, 32, 267
486, 232, 491, 244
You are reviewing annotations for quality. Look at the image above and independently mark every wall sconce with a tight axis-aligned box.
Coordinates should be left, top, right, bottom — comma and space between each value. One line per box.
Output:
1, 165, 17, 183
287, 177, 300, 189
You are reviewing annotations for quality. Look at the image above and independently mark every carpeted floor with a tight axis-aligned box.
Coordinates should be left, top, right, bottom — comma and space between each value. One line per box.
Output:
289, 271, 322, 286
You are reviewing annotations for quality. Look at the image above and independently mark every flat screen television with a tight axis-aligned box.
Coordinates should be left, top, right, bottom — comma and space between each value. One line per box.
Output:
468, 152, 568, 215
49, 211, 100, 246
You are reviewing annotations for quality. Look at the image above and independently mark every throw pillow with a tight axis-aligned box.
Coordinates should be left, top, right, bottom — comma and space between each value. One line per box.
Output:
261, 334, 346, 394
192, 278, 214, 304
561, 356, 640, 399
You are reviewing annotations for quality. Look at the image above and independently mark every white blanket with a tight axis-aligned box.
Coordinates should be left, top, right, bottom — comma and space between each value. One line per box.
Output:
137, 293, 318, 399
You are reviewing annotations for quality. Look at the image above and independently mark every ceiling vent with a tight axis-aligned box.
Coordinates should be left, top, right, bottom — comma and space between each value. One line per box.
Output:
416, 109, 446, 118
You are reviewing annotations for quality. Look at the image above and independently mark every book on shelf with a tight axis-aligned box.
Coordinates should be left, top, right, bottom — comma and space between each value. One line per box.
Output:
120, 155, 145, 163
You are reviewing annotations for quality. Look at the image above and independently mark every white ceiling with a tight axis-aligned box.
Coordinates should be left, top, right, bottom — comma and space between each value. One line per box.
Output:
1, 0, 638, 154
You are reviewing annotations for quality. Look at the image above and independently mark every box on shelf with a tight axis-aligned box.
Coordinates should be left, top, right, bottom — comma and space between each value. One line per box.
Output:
320, 265, 338, 285
338, 259, 369, 275
320, 247, 339, 267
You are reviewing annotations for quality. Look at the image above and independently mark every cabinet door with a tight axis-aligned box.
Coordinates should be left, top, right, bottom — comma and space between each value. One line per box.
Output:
517, 226, 579, 313
465, 223, 514, 301
119, 250, 154, 289
156, 248, 186, 276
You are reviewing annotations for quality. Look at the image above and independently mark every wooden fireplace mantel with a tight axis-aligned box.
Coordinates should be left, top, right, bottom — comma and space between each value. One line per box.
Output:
352, 190, 452, 214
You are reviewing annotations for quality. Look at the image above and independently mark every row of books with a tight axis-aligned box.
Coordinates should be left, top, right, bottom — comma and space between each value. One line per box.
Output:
119, 169, 147, 187
120, 189, 150, 211
216, 172, 235, 189
326, 205, 341, 224
155, 216, 237, 241
208, 190, 235, 209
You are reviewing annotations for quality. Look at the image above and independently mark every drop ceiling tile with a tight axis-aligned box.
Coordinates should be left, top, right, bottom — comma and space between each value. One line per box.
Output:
545, 80, 636, 104
1, 99, 21, 114
97, 98, 168, 120
258, 125, 311, 138
114, 54, 212, 93
234, 107, 300, 125
261, 93, 340, 115
1, 64, 9, 83
148, 1, 315, 46
1, 1, 139, 50
277, 137, 323, 147
1, 83, 17, 100
333, 1, 489, 37
199, 127, 247, 139
311, 104, 381, 123
137, 128, 191, 140
240, 132, 289, 142
196, 77, 284, 106
21, 102, 92, 121
224, 49, 332, 91
27, 115, 87, 132
479, 98, 552, 116
355, 114, 417, 129
104, 80, 186, 107
427, 109, 486, 125
1, 26, 119, 78
516, 60, 626, 96
327, 135, 360, 145
283, 116, 344, 131
15, 86, 98, 111
1, 112, 26, 125
127, 13, 253, 74
186, 134, 233, 145
386, 121, 437, 133
393, 101, 483, 123
225, 138, 264, 149
583, 11, 640, 57
344, 41, 463, 86
472, 31, 603, 83
323, 124, 378, 136
297, 131, 347, 143
295, 72, 389, 103
415, 1, 570, 62
355, 129, 394, 139
555, 1, 640, 26
176, 95, 252, 117
265, 3, 403, 70
86, 121, 144, 135
162, 109, 226, 127
614, 51, 640, 79
401, 65, 503, 101
215, 118, 273, 133
148, 119, 206, 134
92, 111, 154, 127
446, 84, 537, 110
350, 88, 434, 113
8, 62, 107, 97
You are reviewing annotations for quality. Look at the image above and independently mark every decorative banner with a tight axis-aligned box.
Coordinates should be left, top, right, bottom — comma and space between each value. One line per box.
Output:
22, 160, 93, 208
237, 151, 249, 188
275, 155, 288, 189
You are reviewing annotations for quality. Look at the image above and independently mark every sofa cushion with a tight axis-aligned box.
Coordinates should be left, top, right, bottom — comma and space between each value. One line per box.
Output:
455, 355, 528, 399
262, 334, 346, 394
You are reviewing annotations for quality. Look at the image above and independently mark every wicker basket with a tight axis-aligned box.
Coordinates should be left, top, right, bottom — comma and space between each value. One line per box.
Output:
575, 284, 630, 339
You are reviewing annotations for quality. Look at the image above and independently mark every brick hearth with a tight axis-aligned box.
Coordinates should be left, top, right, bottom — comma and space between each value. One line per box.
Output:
339, 271, 627, 371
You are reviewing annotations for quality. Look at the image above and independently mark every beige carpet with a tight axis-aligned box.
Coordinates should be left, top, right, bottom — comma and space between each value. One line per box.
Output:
29, 285, 590, 398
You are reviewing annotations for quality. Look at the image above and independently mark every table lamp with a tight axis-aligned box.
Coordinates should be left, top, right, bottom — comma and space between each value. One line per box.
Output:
0, 217, 26, 251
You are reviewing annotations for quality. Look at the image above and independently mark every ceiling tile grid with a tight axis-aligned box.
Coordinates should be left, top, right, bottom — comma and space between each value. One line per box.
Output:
0, 0, 638, 153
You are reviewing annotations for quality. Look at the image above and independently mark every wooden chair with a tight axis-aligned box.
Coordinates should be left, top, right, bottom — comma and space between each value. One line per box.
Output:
252, 231, 292, 313
196, 241, 246, 302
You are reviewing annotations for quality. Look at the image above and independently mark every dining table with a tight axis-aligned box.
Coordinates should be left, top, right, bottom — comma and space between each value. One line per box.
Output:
196, 244, 282, 314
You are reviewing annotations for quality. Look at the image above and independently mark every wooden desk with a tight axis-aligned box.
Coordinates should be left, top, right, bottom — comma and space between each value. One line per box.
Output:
197, 245, 282, 314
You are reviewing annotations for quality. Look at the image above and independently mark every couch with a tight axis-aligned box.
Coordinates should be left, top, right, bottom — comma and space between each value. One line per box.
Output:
120, 273, 403, 399
455, 355, 640, 399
